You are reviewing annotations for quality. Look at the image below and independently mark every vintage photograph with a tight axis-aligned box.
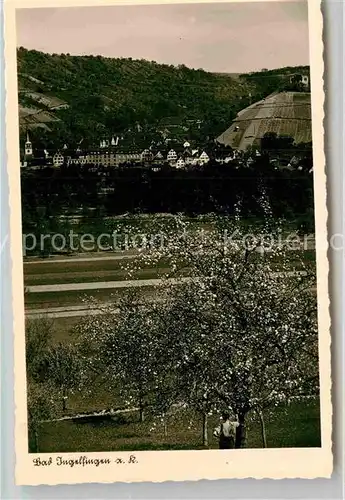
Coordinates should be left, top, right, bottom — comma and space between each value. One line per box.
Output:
13, 0, 327, 463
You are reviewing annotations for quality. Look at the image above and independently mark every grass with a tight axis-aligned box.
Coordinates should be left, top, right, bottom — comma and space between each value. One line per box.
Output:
24, 250, 316, 287
25, 286, 159, 310
24, 267, 174, 286
24, 256, 149, 275
34, 400, 321, 453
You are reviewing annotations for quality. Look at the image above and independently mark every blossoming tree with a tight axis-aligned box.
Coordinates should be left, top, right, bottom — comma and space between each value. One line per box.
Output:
75, 206, 318, 448
119, 210, 318, 447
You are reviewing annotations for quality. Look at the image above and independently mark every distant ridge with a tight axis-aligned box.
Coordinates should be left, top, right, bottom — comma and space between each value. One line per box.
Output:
17, 47, 310, 148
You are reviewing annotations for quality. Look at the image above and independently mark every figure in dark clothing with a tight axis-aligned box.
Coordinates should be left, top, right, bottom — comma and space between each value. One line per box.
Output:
213, 412, 239, 449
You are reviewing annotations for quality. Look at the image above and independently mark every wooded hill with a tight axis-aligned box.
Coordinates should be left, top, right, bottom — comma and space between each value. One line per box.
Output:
17, 47, 309, 150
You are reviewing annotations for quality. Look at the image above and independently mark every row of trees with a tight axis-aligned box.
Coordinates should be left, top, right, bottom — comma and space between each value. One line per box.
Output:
26, 212, 319, 451
240, 66, 310, 101
21, 156, 315, 241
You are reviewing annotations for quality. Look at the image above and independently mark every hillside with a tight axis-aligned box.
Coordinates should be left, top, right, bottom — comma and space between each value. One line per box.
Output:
17, 47, 309, 150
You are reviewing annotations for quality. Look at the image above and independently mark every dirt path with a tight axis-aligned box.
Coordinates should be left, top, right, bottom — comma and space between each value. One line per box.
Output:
26, 277, 190, 293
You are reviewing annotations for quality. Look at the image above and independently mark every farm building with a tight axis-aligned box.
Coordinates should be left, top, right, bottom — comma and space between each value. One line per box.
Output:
217, 91, 312, 151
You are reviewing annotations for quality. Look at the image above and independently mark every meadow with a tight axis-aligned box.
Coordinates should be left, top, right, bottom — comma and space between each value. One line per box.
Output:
34, 400, 321, 453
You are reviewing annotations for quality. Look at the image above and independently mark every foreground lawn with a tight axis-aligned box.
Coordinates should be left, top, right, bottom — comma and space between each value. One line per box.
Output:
34, 400, 320, 453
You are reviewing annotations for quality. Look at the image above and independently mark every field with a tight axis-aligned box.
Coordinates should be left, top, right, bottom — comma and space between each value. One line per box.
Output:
34, 400, 321, 453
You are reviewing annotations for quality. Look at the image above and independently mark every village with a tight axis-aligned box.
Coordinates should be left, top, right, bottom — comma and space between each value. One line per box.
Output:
20, 74, 312, 173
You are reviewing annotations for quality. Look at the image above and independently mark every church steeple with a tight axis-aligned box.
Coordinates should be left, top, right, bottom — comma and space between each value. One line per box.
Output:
25, 131, 33, 157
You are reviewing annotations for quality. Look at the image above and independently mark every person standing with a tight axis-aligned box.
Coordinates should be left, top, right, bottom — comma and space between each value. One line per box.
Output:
213, 412, 239, 449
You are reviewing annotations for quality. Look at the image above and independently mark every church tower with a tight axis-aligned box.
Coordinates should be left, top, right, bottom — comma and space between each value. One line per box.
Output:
25, 132, 33, 157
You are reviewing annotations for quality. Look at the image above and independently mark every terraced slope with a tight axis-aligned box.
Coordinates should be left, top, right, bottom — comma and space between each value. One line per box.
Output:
217, 91, 311, 151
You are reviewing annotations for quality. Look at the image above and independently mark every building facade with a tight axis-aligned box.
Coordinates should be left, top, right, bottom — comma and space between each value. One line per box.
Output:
53, 152, 65, 167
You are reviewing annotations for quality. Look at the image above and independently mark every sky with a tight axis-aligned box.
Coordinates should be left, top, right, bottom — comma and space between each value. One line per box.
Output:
16, 1, 309, 74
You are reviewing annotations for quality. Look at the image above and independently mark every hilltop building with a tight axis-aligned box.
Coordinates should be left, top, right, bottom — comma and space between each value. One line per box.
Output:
289, 73, 310, 91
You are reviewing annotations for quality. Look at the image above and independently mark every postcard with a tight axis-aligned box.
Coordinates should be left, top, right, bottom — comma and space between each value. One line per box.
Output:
4, 0, 332, 485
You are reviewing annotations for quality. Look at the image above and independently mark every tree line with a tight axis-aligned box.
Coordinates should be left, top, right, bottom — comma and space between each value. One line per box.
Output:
21, 156, 315, 247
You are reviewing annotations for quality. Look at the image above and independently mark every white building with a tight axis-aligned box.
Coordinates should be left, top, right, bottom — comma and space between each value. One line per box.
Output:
53, 152, 64, 167
67, 155, 88, 166
141, 149, 154, 162
167, 149, 177, 163
176, 157, 185, 169
25, 132, 33, 157
79, 150, 141, 167
199, 151, 209, 165
302, 75, 309, 87
224, 155, 234, 163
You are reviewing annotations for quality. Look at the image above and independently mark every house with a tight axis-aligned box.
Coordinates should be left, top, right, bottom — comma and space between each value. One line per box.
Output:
167, 149, 177, 163
53, 151, 64, 167
199, 151, 209, 165
176, 157, 185, 169
302, 75, 309, 87
141, 149, 154, 163
246, 156, 254, 167
289, 73, 310, 90
154, 151, 164, 161
68, 155, 88, 166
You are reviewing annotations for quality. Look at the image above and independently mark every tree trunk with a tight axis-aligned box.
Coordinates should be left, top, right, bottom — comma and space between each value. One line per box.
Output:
163, 415, 168, 438
202, 413, 208, 447
62, 388, 67, 413
235, 411, 247, 448
139, 394, 145, 423
34, 428, 39, 453
258, 410, 267, 448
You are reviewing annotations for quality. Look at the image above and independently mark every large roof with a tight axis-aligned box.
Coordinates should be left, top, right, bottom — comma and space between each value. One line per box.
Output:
217, 91, 312, 151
